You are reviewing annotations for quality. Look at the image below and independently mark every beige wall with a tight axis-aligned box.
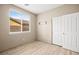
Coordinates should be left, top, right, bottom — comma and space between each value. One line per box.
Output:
37, 4, 79, 43
0, 5, 37, 51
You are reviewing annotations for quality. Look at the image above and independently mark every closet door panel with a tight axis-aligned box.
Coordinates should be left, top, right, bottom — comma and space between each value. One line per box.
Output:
68, 15, 72, 50
63, 15, 72, 49
53, 17, 62, 46
62, 15, 68, 48
60, 16, 65, 46
71, 14, 77, 51
77, 14, 79, 52
57, 17, 62, 46
53, 17, 60, 45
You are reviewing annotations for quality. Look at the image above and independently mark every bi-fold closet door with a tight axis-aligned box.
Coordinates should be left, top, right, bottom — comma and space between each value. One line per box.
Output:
52, 12, 79, 52
53, 17, 62, 46
76, 13, 79, 52
63, 14, 77, 51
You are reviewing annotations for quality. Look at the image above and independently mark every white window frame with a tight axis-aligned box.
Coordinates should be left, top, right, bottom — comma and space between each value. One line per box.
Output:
9, 9, 31, 34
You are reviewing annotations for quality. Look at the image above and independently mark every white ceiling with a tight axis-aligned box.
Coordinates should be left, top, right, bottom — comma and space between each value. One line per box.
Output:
14, 4, 63, 14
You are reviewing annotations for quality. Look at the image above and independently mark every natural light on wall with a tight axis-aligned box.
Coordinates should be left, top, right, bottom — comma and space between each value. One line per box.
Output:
9, 9, 31, 33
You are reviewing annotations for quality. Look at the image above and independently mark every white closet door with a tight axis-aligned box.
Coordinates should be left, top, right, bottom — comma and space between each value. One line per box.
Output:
77, 14, 79, 52
58, 17, 63, 46
59, 16, 65, 46
61, 16, 65, 46
53, 17, 62, 46
63, 13, 77, 51
52, 12, 79, 52
57, 17, 61, 45
63, 15, 72, 50
71, 14, 77, 51
53, 17, 59, 45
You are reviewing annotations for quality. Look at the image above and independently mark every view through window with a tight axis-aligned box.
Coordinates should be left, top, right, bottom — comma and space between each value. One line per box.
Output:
9, 10, 30, 32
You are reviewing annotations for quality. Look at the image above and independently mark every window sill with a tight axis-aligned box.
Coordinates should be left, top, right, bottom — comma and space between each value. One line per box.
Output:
9, 31, 31, 35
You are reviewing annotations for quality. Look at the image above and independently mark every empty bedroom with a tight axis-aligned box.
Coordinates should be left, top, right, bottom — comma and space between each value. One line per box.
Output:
0, 4, 79, 55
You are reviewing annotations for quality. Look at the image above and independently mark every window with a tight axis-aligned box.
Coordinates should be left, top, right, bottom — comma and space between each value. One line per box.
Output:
9, 10, 30, 33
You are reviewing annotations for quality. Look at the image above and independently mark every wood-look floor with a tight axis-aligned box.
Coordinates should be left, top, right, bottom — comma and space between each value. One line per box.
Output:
0, 41, 79, 55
